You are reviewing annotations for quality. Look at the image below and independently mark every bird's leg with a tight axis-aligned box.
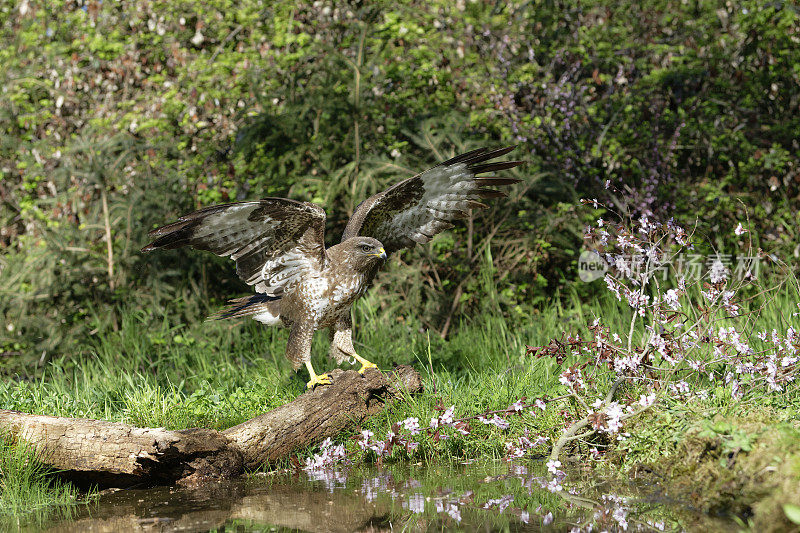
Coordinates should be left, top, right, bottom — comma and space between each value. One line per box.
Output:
305, 360, 332, 389
330, 314, 378, 374
288, 322, 331, 389
352, 353, 378, 374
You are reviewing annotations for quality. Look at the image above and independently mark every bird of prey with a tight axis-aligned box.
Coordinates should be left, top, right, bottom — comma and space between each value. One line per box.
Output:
142, 146, 522, 388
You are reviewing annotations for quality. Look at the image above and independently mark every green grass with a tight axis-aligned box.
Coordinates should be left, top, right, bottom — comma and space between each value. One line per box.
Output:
0, 288, 607, 430
2, 284, 800, 527
0, 439, 95, 528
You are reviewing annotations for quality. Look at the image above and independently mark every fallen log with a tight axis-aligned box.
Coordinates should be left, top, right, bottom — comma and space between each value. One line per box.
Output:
0, 366, 422, 487
225, 365, 423, 469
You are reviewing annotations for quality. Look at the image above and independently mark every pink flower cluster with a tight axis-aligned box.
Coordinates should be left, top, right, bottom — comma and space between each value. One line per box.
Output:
304, 398, 555, 475
560, 201, 798, 405
304, 437, 346, 471
534, 201, 797, 487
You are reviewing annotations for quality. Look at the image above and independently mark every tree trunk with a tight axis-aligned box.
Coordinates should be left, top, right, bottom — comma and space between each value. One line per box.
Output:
0, 366, 422, 487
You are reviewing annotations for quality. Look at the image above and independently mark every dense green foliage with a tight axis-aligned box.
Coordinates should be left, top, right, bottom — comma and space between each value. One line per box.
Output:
3, 0, 798, 369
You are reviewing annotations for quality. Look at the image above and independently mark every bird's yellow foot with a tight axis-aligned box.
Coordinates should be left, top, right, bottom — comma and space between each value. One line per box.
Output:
306, 372, 332, 389
305, 361, 332, 389
352, 354, 378, 374
358, 361, 378, 374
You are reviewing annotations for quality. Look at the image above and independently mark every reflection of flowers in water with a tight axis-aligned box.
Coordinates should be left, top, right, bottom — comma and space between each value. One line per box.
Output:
482, 494, 514, 512
304, 467, 348, 492
360, 474, 396, 502
434, 499, 462, 522
510, 464, 528, 476
301, 459, 660, 530
404, 478, 421, 489
360, 477, 381, 502
403, 493, 425, 514
601, 494, 629, 531
569, 493, 643, 532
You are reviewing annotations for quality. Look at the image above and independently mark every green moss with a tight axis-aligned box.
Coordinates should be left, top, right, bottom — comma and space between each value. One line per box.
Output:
606, 407, 800, 529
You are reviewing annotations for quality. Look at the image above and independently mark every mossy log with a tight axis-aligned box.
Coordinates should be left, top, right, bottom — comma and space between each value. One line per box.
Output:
0, 366, 422, 488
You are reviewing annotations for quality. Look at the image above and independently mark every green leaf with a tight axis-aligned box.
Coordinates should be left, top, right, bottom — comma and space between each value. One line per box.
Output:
783, 504, 800, 525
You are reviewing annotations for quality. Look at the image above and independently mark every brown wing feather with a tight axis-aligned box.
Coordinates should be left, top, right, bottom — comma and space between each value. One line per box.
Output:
142, 198, 327, 296
342, 146, 522, 253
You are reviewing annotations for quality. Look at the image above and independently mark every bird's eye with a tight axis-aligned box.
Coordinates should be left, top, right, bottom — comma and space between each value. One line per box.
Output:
359, 244, 372, 252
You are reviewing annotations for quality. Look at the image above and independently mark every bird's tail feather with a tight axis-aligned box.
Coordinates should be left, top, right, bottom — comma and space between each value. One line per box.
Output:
208, 293, 281, 321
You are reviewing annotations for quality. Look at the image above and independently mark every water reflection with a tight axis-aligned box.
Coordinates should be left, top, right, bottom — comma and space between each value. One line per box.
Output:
28, 461, 735, 532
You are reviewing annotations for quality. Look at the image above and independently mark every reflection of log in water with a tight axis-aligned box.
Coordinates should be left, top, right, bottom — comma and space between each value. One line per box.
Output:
232, 485, 392, 533
0, 366, 422, 487
44, 480, 393, 533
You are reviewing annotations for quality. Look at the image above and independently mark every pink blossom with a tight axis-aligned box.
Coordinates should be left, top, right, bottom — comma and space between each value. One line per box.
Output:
624, 287, 650, 315
507, 399, 526, 413
604, 402, 624, 433
544, 478, 562, 492
441, 405, 455, 426
663, 288, 681, 310
402, 417, 421, 435
478, 414, 510, 429
637, 393, 656, 407
709, 259, 728, 283
505, 442, 524, 458
605, 275, 622, 300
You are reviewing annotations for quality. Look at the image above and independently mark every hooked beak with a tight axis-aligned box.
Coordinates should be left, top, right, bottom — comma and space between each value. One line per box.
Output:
372, 247, 387, 261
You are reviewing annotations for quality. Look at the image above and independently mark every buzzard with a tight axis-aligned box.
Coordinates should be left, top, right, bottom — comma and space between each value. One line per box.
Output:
142, 147, 522, 388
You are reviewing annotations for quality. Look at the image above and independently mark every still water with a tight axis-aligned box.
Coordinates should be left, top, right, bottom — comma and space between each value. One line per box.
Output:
30, 461, 734, 532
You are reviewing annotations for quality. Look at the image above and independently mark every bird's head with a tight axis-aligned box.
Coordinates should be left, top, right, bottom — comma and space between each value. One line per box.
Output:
341, 236, 387, 272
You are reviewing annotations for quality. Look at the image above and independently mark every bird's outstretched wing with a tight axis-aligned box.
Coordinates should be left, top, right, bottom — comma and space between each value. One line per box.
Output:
142, 198, 326, 296
342, 146, 522, 253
